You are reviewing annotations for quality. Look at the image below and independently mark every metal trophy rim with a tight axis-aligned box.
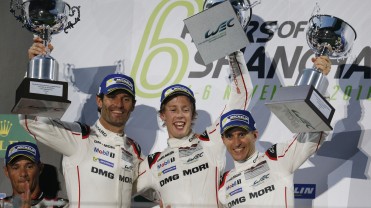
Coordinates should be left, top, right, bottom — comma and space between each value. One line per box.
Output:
307, 14, 357, 58
10, 0, 81, 37
309, 14, 357, 40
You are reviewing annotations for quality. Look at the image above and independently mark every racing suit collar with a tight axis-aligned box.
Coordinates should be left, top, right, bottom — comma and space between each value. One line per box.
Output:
167, 132, 196, 148
234, 151, 259, 171
95, 120, 126, 146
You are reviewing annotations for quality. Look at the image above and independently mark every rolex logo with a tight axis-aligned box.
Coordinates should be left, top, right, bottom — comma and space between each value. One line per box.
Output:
0, 120, 13, 137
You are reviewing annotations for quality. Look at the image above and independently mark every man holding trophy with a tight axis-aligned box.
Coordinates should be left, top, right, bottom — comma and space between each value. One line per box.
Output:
217, 13, 356, 208
13, 0, 145, 208
25, 39, 146, 208
135, 1, 334, 208
10, 0, 80, 119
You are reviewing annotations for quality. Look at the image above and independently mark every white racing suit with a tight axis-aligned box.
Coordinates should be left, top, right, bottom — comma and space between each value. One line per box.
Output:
19, 117, 144, 208
218, 132, 328, 208
135, 51, 253, 207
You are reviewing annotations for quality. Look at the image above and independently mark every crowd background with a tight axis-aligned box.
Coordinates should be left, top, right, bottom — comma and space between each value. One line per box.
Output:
1, 0, 370, 207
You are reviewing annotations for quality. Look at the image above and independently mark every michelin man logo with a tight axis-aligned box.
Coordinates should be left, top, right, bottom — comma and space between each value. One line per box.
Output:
107, 77, 134, 91
222, 113, 250, 127
164, 86, 192, 98
9, 145, 37, 156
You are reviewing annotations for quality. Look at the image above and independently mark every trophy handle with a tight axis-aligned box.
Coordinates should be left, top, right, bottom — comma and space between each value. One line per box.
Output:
9, 0, 25, 24
114, 60, 126, 75
64, 4, 81, 33
64, 63, 76, 84
246, 0, 261, 10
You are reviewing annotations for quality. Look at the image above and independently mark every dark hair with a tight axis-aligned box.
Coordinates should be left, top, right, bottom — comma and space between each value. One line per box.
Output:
97, 93, 104, 113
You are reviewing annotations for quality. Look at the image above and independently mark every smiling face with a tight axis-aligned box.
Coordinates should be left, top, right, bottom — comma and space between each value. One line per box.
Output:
97, 89, 136, 133
160, 95, 195, 139
222, 127, 258, 161
4, 156, 43, 197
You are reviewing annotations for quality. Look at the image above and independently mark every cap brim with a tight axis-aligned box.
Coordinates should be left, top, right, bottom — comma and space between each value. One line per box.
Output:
105, 88, 135, 97
8, 154, 37, 165
161, 91, 195, 105
221, 124, 250, 135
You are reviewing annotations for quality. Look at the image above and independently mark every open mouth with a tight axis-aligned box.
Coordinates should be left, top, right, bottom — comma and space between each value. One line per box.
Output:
174, 121, 185, 130
233, 147, 245, 153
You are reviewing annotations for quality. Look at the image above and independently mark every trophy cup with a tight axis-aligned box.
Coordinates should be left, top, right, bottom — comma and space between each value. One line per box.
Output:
10, 0, 80, 118
265, 14, 357, 133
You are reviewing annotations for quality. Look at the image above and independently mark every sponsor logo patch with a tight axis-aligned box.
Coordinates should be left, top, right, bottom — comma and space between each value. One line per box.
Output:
294, 184, 316, 199
244, 161, 269, 180
158, 165, 177, 176
93, 157, 114, 168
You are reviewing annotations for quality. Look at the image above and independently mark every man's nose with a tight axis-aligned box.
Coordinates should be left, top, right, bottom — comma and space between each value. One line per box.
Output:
19, 167, 28, 177
175, 110, 184, 117
113, 97, 124, 106
232, 136, 241, 147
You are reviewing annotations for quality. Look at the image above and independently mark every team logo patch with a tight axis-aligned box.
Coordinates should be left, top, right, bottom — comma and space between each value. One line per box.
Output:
184, 152, 204, 164
251, 173, 270, 187
226, 187, 243, 198
121, 148, 134, 164
157, 157, 175, 169
244, 161, 269, 180
227, 172, 242, 183
265, 144, 277, 160
158, 151, 174, 162
226, 179, 241, 191
158, 166, 177, 176
179, 143, 202, 158
93, 157, 114, 168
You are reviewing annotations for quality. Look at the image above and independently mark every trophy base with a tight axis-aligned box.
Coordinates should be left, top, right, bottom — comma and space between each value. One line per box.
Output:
11, 78, 71, 119
265, 85, 335, 133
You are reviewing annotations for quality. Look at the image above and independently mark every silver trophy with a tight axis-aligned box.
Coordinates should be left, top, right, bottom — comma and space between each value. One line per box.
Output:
10, 0, 80, 118
266, 14, 357, 133
184, 0, 259, 64
203, 0, 258, 32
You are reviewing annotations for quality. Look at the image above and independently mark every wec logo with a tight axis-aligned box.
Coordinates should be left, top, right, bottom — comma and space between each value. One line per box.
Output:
205, 17, 234, 39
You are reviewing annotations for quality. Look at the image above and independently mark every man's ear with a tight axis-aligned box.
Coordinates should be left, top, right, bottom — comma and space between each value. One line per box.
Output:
96, 95, 103, 109
253, 130, 259, 141
4, 166, 9, 178
221, 135, 227, 144
159, 113, 165, 121
38, 163, 44, 175
131, 100, 136, 111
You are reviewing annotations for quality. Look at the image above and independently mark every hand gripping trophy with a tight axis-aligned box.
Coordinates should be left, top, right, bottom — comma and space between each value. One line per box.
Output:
266, 13, 357, 133
10, 0, 80, 118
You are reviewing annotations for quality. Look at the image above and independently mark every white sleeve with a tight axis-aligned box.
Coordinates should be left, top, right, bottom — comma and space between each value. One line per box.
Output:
207, 50, 253, 142
133, 157, 159, 202
271, 131, 328, 172
224, 50, 253, 112
19, 114, 84, 157
202, 51, 253, 173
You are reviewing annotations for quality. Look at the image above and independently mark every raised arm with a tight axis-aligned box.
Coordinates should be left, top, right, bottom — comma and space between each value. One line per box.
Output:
272, 55, 332, 171
19, 115, 84, 157
206, 50, 253, 135
224, 50, 253, 112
